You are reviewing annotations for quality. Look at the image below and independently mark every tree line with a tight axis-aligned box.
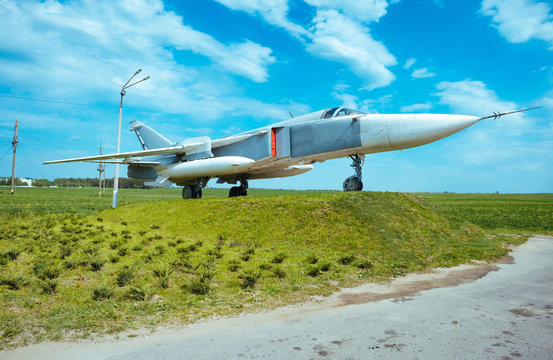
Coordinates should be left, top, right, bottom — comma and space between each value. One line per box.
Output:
0, 177, 152, 189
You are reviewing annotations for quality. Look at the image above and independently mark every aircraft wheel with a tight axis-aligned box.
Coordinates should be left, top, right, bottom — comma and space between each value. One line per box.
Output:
343, 176, 363, 192
192, 188, 202, 199
229, 186, 240, 197
182, 185, 193, 199
240, 188, 248, 197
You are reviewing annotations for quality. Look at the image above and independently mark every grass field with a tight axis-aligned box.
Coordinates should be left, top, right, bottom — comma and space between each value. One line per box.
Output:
420, 193, 553, 233
0, 187, 551, 348
0, 187, 328, 216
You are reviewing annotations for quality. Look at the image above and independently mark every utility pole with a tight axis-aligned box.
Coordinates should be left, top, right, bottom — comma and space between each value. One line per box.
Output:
97, 146, 105, 196
10, 120, 18, 195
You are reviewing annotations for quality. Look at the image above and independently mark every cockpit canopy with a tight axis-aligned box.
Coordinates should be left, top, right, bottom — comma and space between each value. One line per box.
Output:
321, 107, 365, 119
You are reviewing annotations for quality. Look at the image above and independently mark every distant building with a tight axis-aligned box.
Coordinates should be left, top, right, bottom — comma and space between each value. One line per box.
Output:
19, 178, 33, 186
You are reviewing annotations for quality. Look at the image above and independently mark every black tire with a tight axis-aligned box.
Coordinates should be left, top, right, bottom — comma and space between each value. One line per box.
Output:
194, 188, 202, 199
229, 186, 239, 197
240, 188, 247, 197
343, 176, 363, 192
182, 185, 193, 199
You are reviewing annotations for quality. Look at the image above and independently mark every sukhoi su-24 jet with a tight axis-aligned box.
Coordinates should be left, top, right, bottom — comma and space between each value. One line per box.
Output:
44, 106, 536, 199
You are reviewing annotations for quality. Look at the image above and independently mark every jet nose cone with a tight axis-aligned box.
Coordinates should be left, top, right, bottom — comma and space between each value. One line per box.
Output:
386, 114, 481, 149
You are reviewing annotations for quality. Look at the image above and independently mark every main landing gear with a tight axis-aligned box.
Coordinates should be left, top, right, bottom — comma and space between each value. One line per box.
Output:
229, 175, 248, 197
343, 154, 364, 192
182, 178, 207, 199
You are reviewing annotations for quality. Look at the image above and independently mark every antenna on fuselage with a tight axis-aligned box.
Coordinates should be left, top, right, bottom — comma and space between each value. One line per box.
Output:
288, 111, 294, 118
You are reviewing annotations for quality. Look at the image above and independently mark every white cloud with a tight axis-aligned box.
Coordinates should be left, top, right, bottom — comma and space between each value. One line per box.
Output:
332, 84, 360, 109
411, 68, 436, 78
213, 0, 309, 36
403, 58, 416, 69
434, 79, 527, 139
400, 103, 432, 112
331, 84, 392, 112
481, 0, 553, 49
434, 80, 518, 116
215, 1, 398, 90
0, 0, 277, 90
425, 80, 552, 172
542, 97, 553, 109
304, 0, 390, 23
2, 0, 276, 83
307, 10, 397, 90
0, 0, 295, 124
214, 41, 276, 82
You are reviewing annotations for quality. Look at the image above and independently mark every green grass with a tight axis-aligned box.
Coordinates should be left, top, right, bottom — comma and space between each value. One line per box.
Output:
0, 187, 550, 349
0, 187, 329, 216
420, 193, 553, 233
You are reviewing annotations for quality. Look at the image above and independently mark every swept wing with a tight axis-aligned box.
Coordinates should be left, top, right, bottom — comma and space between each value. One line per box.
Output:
43, 142, 204, 165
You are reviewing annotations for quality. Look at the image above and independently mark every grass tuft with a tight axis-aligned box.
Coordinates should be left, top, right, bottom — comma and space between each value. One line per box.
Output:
306, 254, 319, 264
239, 269, 261, 289
90, 258, 106, 271
0, 273, 29, 290
127, 285, 148, 301
92, 283, 113, 300
152, 264, 172, 289
356, 260, 373, 270
184, 278, 211, 295
227, 259, 241, 272
272, 267, 286, 278
338, 255, 356, 265
116, 265, 134, 287
271, 252, 287, 264
306, 265, 320, 277
39, 279, 58, 294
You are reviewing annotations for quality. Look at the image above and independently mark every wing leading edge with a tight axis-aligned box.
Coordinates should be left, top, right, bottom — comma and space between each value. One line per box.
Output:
43, 142, 205, 165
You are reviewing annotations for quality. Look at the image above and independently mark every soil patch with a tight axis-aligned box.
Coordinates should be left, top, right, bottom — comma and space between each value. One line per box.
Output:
338, 261, 504, 306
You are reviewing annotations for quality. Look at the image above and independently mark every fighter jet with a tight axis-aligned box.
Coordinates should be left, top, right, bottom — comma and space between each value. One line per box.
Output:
44, 106, 536, 199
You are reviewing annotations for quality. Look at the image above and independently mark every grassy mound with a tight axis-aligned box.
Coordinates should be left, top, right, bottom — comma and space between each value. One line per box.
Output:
0, 192, 525, 348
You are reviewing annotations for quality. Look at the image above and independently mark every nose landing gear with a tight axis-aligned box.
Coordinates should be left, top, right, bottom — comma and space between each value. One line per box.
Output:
343, 154, 364, 192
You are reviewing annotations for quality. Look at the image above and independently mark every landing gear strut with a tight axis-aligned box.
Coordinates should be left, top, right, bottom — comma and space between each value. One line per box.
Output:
343, 154, 364, 192
229, 175, 248, 197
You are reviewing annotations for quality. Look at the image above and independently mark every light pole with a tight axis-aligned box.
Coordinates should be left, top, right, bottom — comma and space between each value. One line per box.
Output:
112, 69, 150, 208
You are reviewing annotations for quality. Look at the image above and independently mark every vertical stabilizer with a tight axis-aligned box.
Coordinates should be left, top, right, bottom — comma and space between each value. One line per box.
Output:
129, 120, 175, 150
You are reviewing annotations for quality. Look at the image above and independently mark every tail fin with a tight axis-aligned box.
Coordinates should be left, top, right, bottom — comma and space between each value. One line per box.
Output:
129, 120, 175, 150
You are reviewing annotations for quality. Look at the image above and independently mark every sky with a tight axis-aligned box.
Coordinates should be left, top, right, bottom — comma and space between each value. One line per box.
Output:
0, 0, 552, 193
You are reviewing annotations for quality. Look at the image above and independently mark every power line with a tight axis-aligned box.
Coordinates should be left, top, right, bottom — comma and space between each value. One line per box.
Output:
19, 145, 48, 180
0, 145, 11, 161
0, 94, 118, 109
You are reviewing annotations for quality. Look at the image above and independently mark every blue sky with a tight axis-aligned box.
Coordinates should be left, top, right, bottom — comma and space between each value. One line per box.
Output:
0, 0, 552, 192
